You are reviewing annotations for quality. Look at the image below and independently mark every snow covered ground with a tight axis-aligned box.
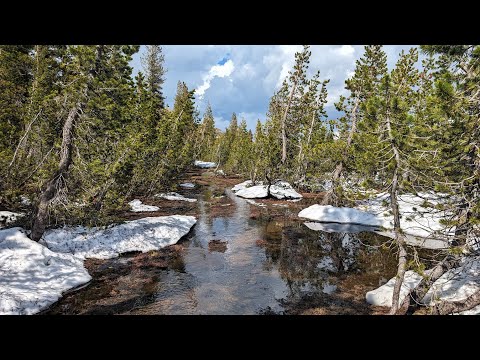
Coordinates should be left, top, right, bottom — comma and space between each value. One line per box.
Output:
128, 199, 160, 212
366, 257, 480, 314
236, 185, 269, 199
179, 182, 195, 189
232, 180, 302, 200
269, 181, 302, 199
42, 215, 197, 260
299, 205, 383, 226
0, 227, 91, 315
154, 192, 197, 202
1, 214, 196, 314
194, 160, 216, 168
0, 211, 25, 229
231, 180, 257, 192
365, 271, 424, 307
298, 192, 452, 248
357, 192, 452, 239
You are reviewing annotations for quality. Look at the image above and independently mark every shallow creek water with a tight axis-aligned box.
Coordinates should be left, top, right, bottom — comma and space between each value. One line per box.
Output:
44, 184, 439, 315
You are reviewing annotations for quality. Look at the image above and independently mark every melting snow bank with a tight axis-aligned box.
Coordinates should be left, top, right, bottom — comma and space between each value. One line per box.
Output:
236, 185, 269, 199
0, 228, 91, 315
0, 211, 25, 229
154, 192, 197, 202
194, 160, 216, 168
304, 221, 381, 233
42, 215, 197, 260
128, 199, 160, 212
366, 257, 480, 314
357, 192, 453, 239
299, 205, 382, 226
1, 215, 196, 314
298, 192, 452, 248
231, 180, 302, 200
269, 181, 303, 199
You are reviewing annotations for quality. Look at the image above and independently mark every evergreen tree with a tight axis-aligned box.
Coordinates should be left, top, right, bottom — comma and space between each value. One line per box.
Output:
323, 45, 388, 205
196, 103, 216, 161
142, 45, 166, 109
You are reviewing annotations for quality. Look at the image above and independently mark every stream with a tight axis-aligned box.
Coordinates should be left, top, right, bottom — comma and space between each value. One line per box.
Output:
44, 181, 434, 315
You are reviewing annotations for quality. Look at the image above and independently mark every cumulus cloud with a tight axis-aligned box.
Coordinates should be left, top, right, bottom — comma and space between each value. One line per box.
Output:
195, 59, 235, 99
131, 45, 418, 130
334, 45, 355, 57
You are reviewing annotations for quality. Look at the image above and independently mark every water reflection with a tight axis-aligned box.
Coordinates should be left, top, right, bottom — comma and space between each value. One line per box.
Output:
45, 184, 403, 315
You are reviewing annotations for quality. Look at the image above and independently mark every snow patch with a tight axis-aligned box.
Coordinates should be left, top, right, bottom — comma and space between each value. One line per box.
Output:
236, 185, 269, 199
366, 257, 480, 314
357, 192, 452, 239
269, 181, 302, 199
365, 271, 424, 307
179, 182, 195, 189
42, 215, 197, 260
231, 180, 257, 192
298, 192, 452, 247
299, 205, 383, 226
154, 192, 197, 202
128, 199, 160, 212
232, 180, 302, 200
0, 211, 24, 229
0, 227, 91, 315
194, 160, 216, 168
423, 258, 480, 311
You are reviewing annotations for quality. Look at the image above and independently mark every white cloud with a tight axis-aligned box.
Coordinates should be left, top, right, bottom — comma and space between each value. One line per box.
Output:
196, 59, 235, 99
131, 45, 419, 131
334, 45, 355, 57
326, 87, 348, 107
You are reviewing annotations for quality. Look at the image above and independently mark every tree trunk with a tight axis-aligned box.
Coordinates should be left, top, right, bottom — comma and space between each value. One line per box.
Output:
281, 79, 298, 164
389, 166, 408, 314
31, 105, 80, 242
396, 254, 460, 314
322, 97, 359, 206
385, 109, 407, 315
296, 107, 318, 182
322, 162, 343, 205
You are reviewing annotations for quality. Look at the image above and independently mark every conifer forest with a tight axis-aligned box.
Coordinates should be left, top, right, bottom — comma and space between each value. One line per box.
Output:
1, 45, 479, 315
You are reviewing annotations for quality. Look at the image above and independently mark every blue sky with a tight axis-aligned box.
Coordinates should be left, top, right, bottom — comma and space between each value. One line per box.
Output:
130, 45, 417, 130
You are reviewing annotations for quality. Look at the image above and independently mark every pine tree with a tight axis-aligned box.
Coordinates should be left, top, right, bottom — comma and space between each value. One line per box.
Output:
358, 48, 420, 313
323, 45, 388, 205
196, 103, 216, 161
0, 45, 33, 185
142, 45, 166, 109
